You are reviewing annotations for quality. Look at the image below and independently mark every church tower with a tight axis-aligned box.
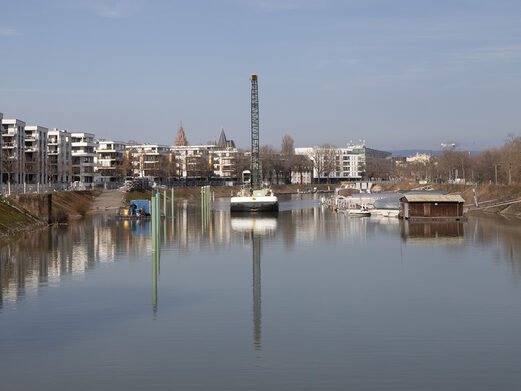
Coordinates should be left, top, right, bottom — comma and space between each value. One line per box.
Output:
174, 122, 188, 146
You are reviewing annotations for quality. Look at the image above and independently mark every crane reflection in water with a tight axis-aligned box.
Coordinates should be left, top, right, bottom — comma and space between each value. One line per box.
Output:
231, 213, 278, 351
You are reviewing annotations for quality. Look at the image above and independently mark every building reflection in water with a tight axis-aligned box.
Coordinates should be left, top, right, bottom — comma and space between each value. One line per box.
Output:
400, 220, 465, 243
3, 196, 521, 308
231, 214, 278, 351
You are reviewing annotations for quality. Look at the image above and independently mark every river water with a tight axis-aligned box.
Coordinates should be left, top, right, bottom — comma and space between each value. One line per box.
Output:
1, 195, 521, 390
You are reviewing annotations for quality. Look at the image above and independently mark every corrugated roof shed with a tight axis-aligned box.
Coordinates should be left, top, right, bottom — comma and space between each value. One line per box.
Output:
401, 194, 465, 203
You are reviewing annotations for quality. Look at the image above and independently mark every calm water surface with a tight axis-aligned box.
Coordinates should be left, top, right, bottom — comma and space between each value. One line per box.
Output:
1, 195, 521, 390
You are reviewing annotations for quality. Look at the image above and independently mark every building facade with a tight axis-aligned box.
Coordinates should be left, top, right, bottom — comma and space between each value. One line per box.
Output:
24, 125, 48, 184
1, 119, 26, 184
295, 143, 392, 182
71, 132, 98, 188
127, 144, 173, 181
47, 129, 72, 184
95, 140, 127, 184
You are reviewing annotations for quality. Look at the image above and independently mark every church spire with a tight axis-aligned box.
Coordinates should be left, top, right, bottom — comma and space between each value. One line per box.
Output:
217, 126, 227, 148
174, 122, 188, 146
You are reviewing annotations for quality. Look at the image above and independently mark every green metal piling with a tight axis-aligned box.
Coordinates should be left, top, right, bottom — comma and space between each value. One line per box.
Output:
151, 190, 156, 253
171, 188, 174, 219
163, 190, 167, 217
156, 191, 160, 254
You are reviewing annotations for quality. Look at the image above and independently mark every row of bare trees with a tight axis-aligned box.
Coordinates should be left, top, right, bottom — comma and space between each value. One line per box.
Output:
260, 135, 314, 184
393, 135, 521, 185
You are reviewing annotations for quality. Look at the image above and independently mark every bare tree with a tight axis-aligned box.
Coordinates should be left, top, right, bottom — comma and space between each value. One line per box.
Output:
194, 155, 211, 181
116, 154, 131, 180
260, 145, 277, 184
281, 135, 294, 156
233, 151, 250, 182
47, 155, 58, 185
158, 154, 177, 183
321, 145, 337, 183
1, 151, 16, 187
309, 148, 324, 183
291, 154, 313, 184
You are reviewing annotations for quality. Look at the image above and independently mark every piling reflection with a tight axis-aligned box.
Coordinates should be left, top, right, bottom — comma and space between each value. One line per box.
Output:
3, 196, 521, 309
231, 214, 278, 351
152, 250, 159, 313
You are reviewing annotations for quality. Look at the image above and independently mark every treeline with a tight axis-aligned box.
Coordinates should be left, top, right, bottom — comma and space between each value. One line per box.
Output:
394, 135, 521, 185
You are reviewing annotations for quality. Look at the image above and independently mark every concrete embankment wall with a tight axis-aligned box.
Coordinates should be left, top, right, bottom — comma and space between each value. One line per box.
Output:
0, 190, 100, 243
15, 194, 53, 223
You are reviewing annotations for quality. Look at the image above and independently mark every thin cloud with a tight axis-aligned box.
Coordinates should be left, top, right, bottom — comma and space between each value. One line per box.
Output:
84, 0, 144, 19
0, 28, 20, 37
455, 45, 521, 64
244, 0, 330, 12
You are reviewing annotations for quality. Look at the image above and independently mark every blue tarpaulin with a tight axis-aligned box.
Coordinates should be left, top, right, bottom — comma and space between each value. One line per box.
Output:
129, 200, 151, 215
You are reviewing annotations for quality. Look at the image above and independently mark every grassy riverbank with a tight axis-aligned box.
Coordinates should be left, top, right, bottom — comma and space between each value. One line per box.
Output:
0, 200, 41, 242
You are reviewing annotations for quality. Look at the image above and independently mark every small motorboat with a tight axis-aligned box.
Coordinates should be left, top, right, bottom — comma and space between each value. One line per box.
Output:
347, 208, 371, 217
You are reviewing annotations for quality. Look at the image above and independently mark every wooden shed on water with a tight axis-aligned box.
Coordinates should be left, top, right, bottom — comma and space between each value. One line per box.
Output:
399, 194, 466, 221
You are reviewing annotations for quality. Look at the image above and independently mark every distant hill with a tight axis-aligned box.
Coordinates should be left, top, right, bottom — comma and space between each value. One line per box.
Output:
390, 149, 482, 157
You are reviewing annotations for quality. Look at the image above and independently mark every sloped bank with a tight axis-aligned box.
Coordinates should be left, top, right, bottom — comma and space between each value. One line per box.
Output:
0, 190, 100, 243
382, 183, 521, 218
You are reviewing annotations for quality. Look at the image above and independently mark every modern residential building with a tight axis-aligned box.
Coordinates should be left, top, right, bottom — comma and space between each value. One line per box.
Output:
171, 145, 213, 179
24, 125, 48, 184
294, 143, 392, 182
127, 144, 173, 181
71, 132, 98, 188
95, 140, 127, 184
211, 128, 238, 180
47, 129, 72, 184
1, 118, 26, 184
211, 149, 239, 179
290, 171, 312, 185
171, 128, 239, 180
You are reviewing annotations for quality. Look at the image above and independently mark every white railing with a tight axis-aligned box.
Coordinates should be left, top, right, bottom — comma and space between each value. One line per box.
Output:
0, 183, 72, 195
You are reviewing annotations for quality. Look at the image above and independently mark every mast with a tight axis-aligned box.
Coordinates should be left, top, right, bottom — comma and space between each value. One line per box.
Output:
251, 74, 261, 188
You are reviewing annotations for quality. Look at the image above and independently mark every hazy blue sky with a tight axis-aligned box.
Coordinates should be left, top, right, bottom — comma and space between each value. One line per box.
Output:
1, 0, 520, 150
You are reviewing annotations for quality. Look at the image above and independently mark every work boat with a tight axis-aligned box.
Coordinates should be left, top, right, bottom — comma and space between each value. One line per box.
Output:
231, 188, 279, 213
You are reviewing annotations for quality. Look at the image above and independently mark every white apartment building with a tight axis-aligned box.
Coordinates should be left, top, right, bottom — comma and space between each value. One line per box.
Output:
127, 144, 172, 181
171, 144, 239, 180
1, 118, 26, 184
47, 129, 72, 184
24, 125, 48, 184
71, 132, 98, 188
171, 145, 212, 179
295, 143, 392, 182
95, 140, 127, 184
210, 149, 238, 179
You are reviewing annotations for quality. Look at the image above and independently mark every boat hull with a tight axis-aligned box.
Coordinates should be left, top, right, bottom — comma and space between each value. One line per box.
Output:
230, 196, 279, 213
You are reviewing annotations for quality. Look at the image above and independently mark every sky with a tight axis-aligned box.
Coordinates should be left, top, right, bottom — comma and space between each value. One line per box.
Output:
1, 0, 521, 151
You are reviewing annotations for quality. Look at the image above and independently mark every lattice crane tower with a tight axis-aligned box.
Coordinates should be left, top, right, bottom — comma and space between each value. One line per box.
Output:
250, 74, 261, 188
